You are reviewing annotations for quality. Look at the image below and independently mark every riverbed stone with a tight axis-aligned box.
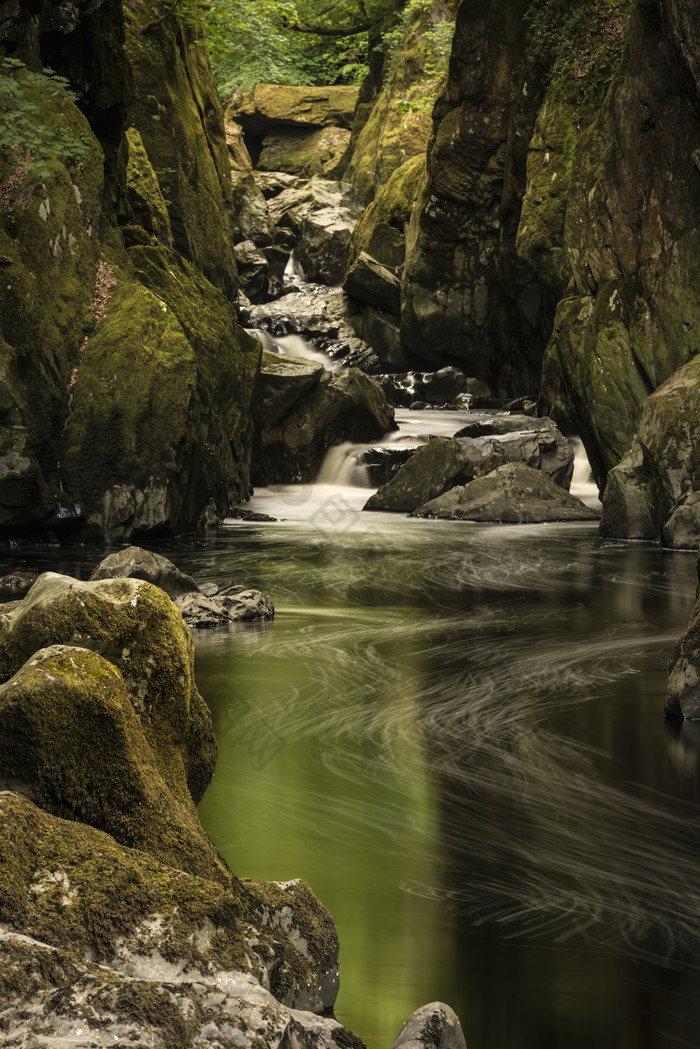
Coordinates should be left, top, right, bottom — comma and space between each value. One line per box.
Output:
231, 173, 275, 246
175, 587, 274, 627
364, 438, 475, 513
268, 177, 362, 235
456, 417, 575, 490
234, 239, 271, 302
391, 1002, 467, 1049
0, 573, 216, 809
412, 462, 601, 523
90, 545, 200, 596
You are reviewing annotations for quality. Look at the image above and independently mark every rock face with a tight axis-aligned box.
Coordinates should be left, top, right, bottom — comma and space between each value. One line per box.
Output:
343, 251, 402, 316
252, 353, 396, 484
666, 549, 700, 718
412, 462, 600, 523
601, 355, 700, 548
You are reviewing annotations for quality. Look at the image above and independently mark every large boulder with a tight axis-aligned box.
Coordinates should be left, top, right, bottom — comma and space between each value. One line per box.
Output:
454, 416, 575, 489
0, 645, 226, 882
252, 363, 395, 484
0, 791, 349, 1041
90, 545, 200, 596
255, 349, 325, 426
666, 549, 700, 718
343, 251, 402, 316
297, 205, 360, 285
268, 176, 362, 236
364, 437, 475, 512
391, 1002, 467, 1049
227, 84, 360, 137
257, 126, 351, 177
601, 355, 700, 547
412, 462, 600, 522
0, 573, 215, 808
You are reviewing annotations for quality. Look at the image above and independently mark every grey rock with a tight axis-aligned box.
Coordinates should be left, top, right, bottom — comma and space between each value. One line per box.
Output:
0, 570, 39, 594
268, 177, 361, 235
297, 205, 359, 285
365, 437, 475, 513
231, 173, 275, 246
663, 492, 700, 550
378, 368, 469, 408
360, 446, 417, 486
90, 545, 200, 597
412, 462, 600, 523
256, 349, 324, 426
352, 306, 409, 372
666, 548, 700, 718
456, 417, 574, 490
343, 251, 402, 316
234, 239, 270, 303
175, 588, 275, 627
391, 1002, 467, 1049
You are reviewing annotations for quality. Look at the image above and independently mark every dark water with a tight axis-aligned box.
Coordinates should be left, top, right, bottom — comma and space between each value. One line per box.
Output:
10, 488, 700, 1049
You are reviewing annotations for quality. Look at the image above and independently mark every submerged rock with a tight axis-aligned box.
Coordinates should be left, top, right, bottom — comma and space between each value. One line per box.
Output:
391, 1002, 467, 1049
412, 462, 600, 523
666, 549, 700, 718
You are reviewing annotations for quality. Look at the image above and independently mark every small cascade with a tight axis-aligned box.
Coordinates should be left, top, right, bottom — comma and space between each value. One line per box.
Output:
316, 442, 371, 487
246, 327, 333, 370
570, 438, 601, 508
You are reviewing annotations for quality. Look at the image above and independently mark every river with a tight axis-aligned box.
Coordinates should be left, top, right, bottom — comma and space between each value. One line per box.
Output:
9, 410, 700, 1049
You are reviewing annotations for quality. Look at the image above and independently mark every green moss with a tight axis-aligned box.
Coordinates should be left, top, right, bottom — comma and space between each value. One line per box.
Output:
123, 127, 174, 248
346, 155, 426, 270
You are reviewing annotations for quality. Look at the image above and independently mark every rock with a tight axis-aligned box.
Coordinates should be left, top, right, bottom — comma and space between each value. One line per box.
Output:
122, 127, 174, 249
365, 438, 475, 512
253, 368, 395, 485
90, 545, 200, 596
0, 572, 216, 808
0, 645, 227, 882
175, 588, 274, 627
346, 155, 426, 269
231, 173, 275, 246
353, 306, 409, 371
228, 83, 360, 137
378, 368, 469, 408
0, 791, 350, 1040
360, 446, 417, 486
412, 462, 601, 523
257, 126, 351, 177
225, 117, 254, 172
0, 570, 39, 595
268, 176, 362, 236
391, 1002, 467, 1049
227, 506, 277, 522
125, 3, 238, 300
455, 416, 575, 489
666, 552, 700, 717
601, 355, 700, 547
255, 349, 325, 426
296, 205, 360, 285
343, 251, 402, 316
234, 239, 271, 302
64, 245, 260, 540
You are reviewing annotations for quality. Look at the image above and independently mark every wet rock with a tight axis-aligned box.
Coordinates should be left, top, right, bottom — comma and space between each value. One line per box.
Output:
296, 205, 360, 285
600, 438, 659, 542
412, 462, 601, 523
378, 368, 469, 408
228, 506, 277, 522
255, 349, 325, 426
234, 239, 270, 302
231, 173, 275, 246
0, 570, 39, 595
666, 550, 700, 718
365, 438, 475, 513
257, 126, 351, 177
268, 177, 361, 236
352, 307, 408, 371
175, 587, 274, 627
360, 446, 417, 486
663, 493, 700, 551
90, 545, 200, 597
391, 1002, 467, 1049
343, 251, 402, 316
0, 645, 227, 882
456, 417, 575, 490
253, 367, 395, 485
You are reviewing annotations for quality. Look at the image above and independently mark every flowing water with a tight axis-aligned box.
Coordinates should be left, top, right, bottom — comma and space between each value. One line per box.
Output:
10, 410, 700, 1049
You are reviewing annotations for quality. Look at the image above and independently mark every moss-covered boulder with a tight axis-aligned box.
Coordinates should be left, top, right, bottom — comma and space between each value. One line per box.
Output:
252, 362, 395, 484
0, 792, 350, 1042
125, 2, 238, 299
62, 248, 260, 539
345, 155, 426, 270
257, 126, 352, 177
229, 84, 360, 136
666, 552, 700, 718
412, 462, 600, 522
0, 645, 226, 882
601, 355, 700, 547
364, 437, 474, 512
0, 573, 215, 808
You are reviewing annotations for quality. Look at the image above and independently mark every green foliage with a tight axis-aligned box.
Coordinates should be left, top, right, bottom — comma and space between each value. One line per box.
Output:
0, 58, 90, 178
381, 0, 453, 87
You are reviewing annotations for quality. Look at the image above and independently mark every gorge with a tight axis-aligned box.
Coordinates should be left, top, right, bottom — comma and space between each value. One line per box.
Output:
0, 0, 699, 1046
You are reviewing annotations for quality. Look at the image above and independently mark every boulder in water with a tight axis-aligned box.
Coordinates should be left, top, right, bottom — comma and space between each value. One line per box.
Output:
255, 349, 325, 426
411, 462, 601, 522
455, 417, 574, 490
666, 548, 700, 717
175, 587, 274, 627
90, 545, 200, 596
364, 437, 475, 512
390, 1002, 467, 1049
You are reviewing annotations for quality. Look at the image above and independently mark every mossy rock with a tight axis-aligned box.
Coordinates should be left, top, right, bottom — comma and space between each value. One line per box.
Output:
122, 127, 174, 248
257, 127, 352, 177
231, 84, 360, 133
346, 155, 426, 270
125, 4, 238, 299
0, 573, 215, 809
0, 792, 345, 1029
90, 545, 200, 596
666, 591, 700, 717
0, 645, 226, 882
